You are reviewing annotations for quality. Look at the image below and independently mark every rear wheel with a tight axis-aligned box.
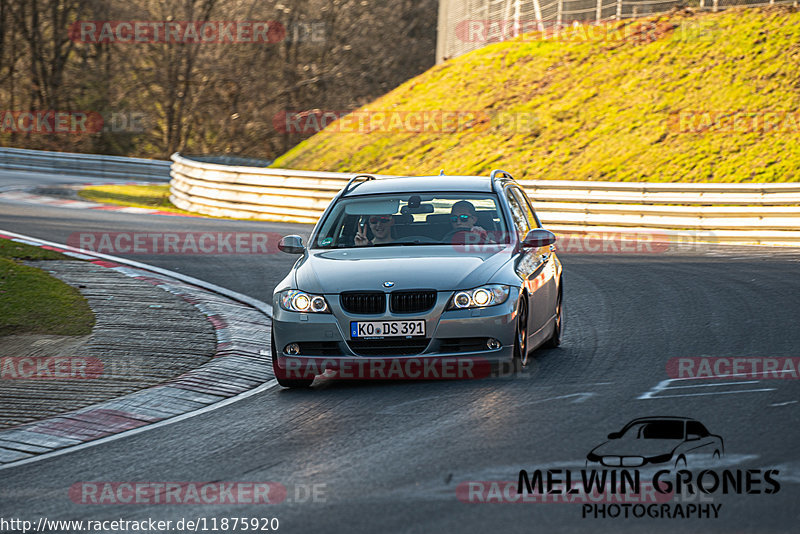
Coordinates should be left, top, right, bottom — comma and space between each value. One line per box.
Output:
512, 296, 529, 367
543, 285, 563, 349
271, 331, 313, 389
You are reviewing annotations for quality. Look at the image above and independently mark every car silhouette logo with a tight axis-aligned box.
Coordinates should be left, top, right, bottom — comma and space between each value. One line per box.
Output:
586, 416, 724, 469
383, 281, 394, 287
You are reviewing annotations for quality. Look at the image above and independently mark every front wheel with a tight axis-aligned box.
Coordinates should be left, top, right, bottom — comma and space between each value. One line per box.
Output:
512, 296, 529, 366
271, 331, 313, 389
543, 286, 563, 349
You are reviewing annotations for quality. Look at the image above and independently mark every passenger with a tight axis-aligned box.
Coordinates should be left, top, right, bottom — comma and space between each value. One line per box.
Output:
355, 214, 394, 246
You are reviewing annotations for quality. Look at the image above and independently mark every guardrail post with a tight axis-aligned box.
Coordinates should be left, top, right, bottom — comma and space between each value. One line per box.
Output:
713, 0, 719, 12
616, 0, 622, 21
557, 0, 563, 27
596, 0, 602, 23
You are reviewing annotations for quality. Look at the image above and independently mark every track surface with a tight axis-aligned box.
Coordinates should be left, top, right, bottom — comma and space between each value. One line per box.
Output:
1, 169, 800, 533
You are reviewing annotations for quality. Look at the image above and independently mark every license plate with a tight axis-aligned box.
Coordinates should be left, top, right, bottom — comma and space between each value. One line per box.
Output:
350, 320, 426, 338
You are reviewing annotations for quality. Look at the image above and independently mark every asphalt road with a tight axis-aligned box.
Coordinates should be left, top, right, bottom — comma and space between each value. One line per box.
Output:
1, 169, 800, 533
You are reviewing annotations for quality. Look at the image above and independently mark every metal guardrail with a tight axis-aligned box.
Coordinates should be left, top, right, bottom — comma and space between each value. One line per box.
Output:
0, 147, 171, 181
170, 153, 800, 245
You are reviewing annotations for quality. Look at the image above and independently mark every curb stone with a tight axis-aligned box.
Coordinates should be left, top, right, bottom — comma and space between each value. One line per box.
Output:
0, 234, 273, 466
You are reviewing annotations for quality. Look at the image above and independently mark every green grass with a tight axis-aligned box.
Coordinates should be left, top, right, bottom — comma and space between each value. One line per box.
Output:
272, 7, 800, 182
78, 184, 194, 213
0, 241, 95, 336
78, 184, 256, 220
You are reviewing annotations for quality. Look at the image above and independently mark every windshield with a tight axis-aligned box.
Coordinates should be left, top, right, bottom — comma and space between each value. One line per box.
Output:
621, 421, 685, 440
311, 193, 509, 249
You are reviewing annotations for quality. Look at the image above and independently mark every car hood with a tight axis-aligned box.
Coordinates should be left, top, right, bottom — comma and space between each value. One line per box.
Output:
590, 437, 684, 459
293, 246, 513, 293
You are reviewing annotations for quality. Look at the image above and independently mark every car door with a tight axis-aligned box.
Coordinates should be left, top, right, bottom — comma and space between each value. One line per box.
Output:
512, 186, 558, 338
504, 186, 548, 339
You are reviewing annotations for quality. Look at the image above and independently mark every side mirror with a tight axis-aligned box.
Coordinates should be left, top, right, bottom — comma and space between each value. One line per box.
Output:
607, 432, 621, 440
521, 228, 556, 248
687, 433, 701, 441
278, 235, 305, 254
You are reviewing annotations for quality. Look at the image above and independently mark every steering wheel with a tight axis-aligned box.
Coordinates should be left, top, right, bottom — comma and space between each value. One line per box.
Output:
398, 235, 439, 244
441, 228, 488, 244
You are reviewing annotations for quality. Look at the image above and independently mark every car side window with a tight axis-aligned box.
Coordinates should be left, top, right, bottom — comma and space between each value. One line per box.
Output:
687, 421, 710, 437
504, 188, 530, 242
511, 187, 542, 229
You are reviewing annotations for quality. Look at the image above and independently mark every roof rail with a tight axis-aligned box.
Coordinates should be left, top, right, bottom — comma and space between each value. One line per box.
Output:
489, 169, 513, 182
342, 173, 377, 195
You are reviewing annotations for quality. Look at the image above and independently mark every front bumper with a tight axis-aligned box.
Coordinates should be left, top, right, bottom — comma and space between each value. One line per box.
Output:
271, 289, 519, 374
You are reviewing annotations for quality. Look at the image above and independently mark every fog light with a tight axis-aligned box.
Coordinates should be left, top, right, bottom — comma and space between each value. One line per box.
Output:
285, 343, 301, 355
486, 338, 501, 350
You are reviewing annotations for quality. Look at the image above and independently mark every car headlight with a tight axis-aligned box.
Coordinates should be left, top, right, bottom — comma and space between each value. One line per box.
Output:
447, 285, 510, 310
280, 290, 330, 313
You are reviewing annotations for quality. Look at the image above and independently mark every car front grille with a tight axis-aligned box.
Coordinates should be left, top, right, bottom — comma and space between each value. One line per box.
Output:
390, 290, 437, 314
347, 338, 430, 356
340, 292, 386, 314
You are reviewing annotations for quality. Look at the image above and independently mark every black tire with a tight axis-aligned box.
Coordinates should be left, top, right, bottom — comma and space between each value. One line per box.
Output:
512, 296, 529, 367
271, 331, 313, 389
543, 285, 563, 349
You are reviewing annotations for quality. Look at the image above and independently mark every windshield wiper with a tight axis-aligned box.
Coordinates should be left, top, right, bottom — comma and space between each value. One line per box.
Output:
371, 241, 447, 247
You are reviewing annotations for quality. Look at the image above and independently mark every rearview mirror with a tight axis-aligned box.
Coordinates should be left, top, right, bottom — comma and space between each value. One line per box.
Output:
278, 235, 305, 254
521, 228, 556, 248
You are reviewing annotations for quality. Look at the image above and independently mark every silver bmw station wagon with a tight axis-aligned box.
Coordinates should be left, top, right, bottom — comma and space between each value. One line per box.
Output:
271, 170, 563, 388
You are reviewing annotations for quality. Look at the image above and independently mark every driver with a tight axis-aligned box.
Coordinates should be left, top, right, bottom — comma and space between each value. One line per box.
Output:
355, 214, 394, 246
445, 200, 490, 243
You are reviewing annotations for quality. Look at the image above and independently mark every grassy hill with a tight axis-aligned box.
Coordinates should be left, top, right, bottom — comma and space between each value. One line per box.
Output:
273, 7, 800, 182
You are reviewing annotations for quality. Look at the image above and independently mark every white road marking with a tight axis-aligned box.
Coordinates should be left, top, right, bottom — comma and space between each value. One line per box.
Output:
769, 400, 798, 407
638, 377, 776, 400
666, 380, 762, 389
0, 379, 279, 471
525, 392, 597, 404
0, 229, 279, 471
